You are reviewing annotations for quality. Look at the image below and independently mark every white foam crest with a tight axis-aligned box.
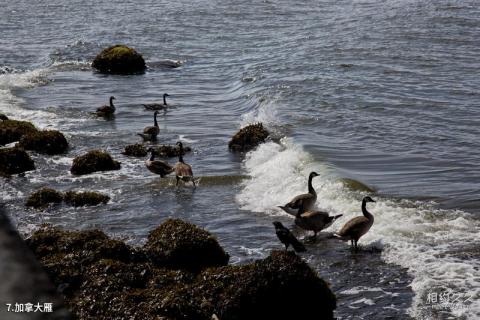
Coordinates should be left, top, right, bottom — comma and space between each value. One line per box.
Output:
240, 97, 281, 127
238, 138, 480, 318
0, 67, 50, 91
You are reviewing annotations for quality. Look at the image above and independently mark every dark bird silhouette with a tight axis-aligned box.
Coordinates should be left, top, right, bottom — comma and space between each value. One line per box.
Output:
278, 171, 320, 216
295, 204, 343, 239
173, 141, 195, 187
138, 111, 160, 141
334, 196, 375, 251
145, 148, 173, 177
273, 221, 306, 252
143, 93, 170, 111
95, 96, 116, 116
0, 114, 9, 121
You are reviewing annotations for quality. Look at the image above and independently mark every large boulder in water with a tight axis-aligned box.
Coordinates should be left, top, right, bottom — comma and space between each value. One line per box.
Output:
0, 120, 38, 145
122, 143, 147, 157
0, 147, 35, 175
18, 129, 69, 155
70, 150, 121, 175
228, 122, 269, 152
92, 45, 146, 74
152, 144, 192, 158
64, 191, 110, 207
144, 218, 229, 272
25, 187, 64, 209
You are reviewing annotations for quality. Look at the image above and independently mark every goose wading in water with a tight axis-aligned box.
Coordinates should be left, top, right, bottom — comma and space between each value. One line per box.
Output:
138, 111, 160, 141
95, 96, 116, 116
295, 203, 343, 239
145, 148, 173, 177
143, 93, 170, 111
278, 171, 320, 216
273, 221, 306, 253
334, 196, 376, 251
173, 141, 195, 187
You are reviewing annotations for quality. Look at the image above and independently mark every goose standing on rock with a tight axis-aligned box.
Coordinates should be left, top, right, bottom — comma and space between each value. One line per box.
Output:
143, 93, 170, 111
273, 221, 306, 252
334, 196, 376, 251
295, 204, 343, 239
173, 141, 195, 187
95, 96, 116, 116
145, 148, 173, 177
138, 111, 160, 141
278, 171, 320, 216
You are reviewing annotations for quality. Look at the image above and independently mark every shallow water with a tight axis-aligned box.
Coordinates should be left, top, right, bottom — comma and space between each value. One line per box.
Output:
1, 0, 479, 318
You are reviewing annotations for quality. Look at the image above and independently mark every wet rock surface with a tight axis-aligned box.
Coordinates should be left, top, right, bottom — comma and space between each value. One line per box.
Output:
123, 143, 148, 157
70, 150, 120, 175
0, 147, 35, 176
26, 188, 64, 209
18, 130, 68, 155
64, 191, 110, 207
26, 219, 336, 320
92, 45, 146, 74
228, 122, 269, 152
0, 120, 38, 145
152, 144, 192, 158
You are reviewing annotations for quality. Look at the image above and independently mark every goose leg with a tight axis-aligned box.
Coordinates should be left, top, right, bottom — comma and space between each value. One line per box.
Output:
176, 176, 180, 186
192, 177, 196, 188
354, 240, 358, 252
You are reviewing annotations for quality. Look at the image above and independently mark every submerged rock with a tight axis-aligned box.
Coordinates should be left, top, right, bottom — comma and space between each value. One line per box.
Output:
25, 188, 64, 209
64, 191, 110, 207
92, 45, 146, 74
122, 143, 147, 157
228, 122, 269, 152
0, 120, 38, 145
26, 221, 336, 320
0, 147, 35, 175
152, 144, 192, 158
18, 129, 69, 155
145, 219, 229, 272
70, 150, 121, 175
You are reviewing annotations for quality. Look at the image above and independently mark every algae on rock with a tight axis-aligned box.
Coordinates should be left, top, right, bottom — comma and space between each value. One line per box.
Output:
70, 150, 120, 175
0, 147, 35, 175
228, 123, 269, 152
18, 129, 69, 155
25, 188, 64, 209
92, 45, 146, 74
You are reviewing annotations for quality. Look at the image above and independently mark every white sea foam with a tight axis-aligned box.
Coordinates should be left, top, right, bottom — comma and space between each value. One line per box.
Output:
236, 106, 480, 319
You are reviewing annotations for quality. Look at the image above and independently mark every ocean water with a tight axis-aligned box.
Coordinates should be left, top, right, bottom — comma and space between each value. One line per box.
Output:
1, 0, 479, 319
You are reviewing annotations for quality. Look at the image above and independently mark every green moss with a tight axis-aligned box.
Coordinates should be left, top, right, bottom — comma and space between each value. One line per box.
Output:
144, 219, 229, 272
64, 191, 110, 207
70, 150, 121, 175
18, 129, 68, 155
92, 45, 146, 74
152, 144, 192, 158
25, 188, 64, 209
122, 144, 147, 157
228, 122, 269, 152
0, 120, 38, 145
0, 147, 35, 175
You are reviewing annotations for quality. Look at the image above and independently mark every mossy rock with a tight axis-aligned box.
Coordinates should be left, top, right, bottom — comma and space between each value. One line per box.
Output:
152, 144, 192, 158
122, 144, 147, 157
18, 129, 68, 155
92, 45, 146, 74
70, 150, 121, 175
0, 120, 38, 145
0, 147, 35, 175
228, 122, 269, 152
144, 219, 229, 272
64, 191, 110, 207
26, 188, 64, 209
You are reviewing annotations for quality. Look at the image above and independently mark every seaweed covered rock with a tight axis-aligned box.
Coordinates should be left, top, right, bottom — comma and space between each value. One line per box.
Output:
18, 129, 69, 155
0, 147, 35, 175
122, 143, 147, 157
26, 188, 64, 209
152, 144, 192, 158
70, 150, 120, 175
92, 45, 146, 74
0, 119, 38, 145
64, 191, 110, 207
144, 219, 229, 272
228, 122, 269, 152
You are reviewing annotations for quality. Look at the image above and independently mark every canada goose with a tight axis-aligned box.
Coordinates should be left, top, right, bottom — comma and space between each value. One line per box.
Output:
0, 114, 9, 121
295, 205, 343, 239
173, 141, 195, 187
138, 111, 160, 141
334, 196, 376, 251
273, 221, 306, 252
95, 96, 116, 116
143, 93, 170, 111
278, 171, 320, 216
145, 148, 173, 177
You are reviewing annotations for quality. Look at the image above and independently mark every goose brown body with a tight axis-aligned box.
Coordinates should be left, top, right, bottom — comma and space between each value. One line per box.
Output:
295, 209, 343, 237
143, 93, 170, 111
279, 171, 319, 216
139, 111, 160, 140
145, 148, 173, 177
174, 141, 195, 186
95, 96, 116, 116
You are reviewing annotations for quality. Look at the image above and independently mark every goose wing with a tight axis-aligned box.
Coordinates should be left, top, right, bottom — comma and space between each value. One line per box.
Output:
287, 193, 314, 209
147, 160, 173, 177
96, 105, 113, 114
174, 162, 193, 177
143, 126, 159, 135
337, 216, 370, 237
143, 104, 165, 111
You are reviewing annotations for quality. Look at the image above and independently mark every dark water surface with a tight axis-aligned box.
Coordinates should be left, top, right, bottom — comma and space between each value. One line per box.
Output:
1, 0, 479, 319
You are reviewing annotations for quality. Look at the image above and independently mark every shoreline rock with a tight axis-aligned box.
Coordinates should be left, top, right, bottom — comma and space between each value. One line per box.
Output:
228, 123, 269, 152
0, 119, 38, 145
0, 147, 35, 176
92, 45, 146, 74
122, 143, 148, 157
70, 150, 120, 175
26, 188, 64, 209
64, 191, 110, 207
25, 219, 336, 319
18, 129, 69, 155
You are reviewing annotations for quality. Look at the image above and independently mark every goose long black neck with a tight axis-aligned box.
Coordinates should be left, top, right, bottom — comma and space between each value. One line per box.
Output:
163, 94, 168, 105
153, 112, 158, 127
177, 143, 184, 163
362, 199, 373, 219
109, 97, 115, 108
149, 151, 155, 161
308, 174, 316, 195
